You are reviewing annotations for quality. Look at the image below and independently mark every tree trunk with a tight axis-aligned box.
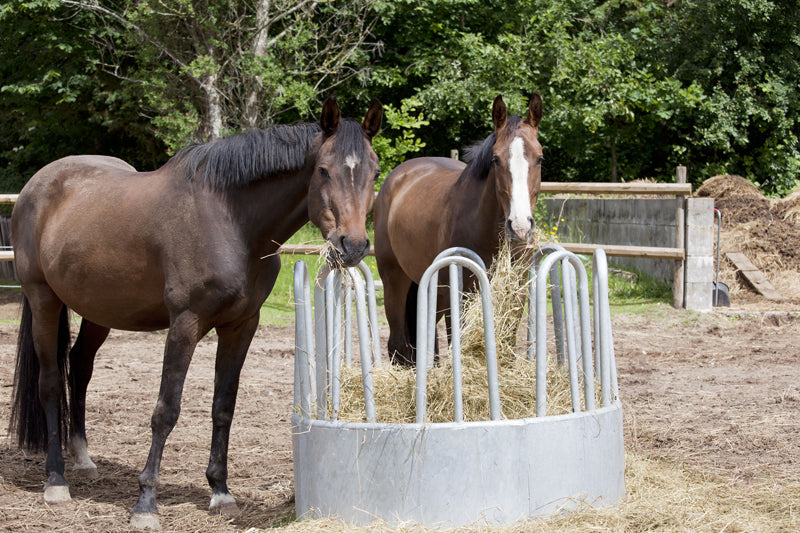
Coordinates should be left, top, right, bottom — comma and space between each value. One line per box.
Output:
610, 135, 618, 182
244, 0, 272, 129
202, 48, 223, 140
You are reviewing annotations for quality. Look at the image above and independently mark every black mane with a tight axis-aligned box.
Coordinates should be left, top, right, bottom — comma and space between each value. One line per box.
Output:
461, 116, 524, 179
169, 121, 333, 188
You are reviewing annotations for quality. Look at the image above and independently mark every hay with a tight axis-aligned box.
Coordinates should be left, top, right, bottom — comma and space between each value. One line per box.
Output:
337, 242, 599, 423
273, 452, 800, 532
777, 187, 800, 224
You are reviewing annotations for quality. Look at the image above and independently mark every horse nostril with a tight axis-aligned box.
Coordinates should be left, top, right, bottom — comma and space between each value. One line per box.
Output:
527, 215, 534, 227
506, 218, 514, 234
339, 235, 348, 253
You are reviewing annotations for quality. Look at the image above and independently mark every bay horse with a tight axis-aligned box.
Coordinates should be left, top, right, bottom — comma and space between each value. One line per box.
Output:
374, 94, 542, 365
8, 96, 382, 529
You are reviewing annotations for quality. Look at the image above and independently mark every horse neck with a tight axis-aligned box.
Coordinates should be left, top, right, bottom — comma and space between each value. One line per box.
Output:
451, 168, 504, 263
225, 165, 314, 257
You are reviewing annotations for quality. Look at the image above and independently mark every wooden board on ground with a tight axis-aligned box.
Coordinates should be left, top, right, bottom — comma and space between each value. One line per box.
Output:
725, 252, 784, 301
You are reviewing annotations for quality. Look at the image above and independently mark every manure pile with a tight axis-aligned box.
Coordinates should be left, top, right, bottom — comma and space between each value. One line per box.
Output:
696, 174, 800, 306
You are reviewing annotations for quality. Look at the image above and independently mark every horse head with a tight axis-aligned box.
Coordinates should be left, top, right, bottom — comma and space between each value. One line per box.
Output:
489, 94, 543, 243
308, 96, 383, 267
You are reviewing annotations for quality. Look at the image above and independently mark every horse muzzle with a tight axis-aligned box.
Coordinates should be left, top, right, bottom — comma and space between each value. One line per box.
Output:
505, 216, 536, 243
328, 234, 370, 268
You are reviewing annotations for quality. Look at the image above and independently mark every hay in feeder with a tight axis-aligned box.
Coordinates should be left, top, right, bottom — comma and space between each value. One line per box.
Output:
336, 242, 600, 424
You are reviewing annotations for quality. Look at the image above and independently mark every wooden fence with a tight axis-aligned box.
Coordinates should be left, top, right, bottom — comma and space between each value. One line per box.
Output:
0, 177, 692, 306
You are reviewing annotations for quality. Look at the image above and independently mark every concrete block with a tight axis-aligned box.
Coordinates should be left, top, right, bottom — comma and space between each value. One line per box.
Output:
685, 282, 713, 312
685, 256, 713, 283
686, 198, 714, 226
685, 225, 714, 257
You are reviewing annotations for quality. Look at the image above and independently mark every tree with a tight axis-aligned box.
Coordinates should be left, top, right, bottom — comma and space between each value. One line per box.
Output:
0, 0, 165, 192
63, 0, 381, 151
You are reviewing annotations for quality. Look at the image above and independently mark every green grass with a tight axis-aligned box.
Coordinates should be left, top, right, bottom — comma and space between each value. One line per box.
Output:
260, 223, 381, 326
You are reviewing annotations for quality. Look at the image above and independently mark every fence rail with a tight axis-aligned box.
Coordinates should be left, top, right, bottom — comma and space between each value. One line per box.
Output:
0, 181, 691, 263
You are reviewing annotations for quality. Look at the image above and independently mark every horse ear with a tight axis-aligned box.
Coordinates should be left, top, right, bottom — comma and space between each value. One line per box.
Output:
492, 95, 507, 131
527, 93, 543, 128
362, 98, 383, 139
321, 95, 341, 136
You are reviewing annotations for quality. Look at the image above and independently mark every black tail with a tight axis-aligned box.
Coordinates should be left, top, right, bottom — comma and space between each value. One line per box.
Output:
8, 296, 71, 451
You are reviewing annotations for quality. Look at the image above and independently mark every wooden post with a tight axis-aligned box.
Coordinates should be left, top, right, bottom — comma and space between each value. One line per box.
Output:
673, 166, 687, 308
450, 149, 459, 160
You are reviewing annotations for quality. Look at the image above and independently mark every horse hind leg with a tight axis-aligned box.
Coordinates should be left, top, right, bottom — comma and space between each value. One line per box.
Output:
68, 319, 110, 478
11, 290, 72, 504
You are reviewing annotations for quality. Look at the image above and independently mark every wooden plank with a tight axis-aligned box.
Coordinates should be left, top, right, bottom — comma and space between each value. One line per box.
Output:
278, 243, 683, 261
559, 243, 685, 260
540, 182, 692, 196
0, 194, 18, 204
0, 250, 14, 261
278, 244, 377, 257
725, 252, 784, 301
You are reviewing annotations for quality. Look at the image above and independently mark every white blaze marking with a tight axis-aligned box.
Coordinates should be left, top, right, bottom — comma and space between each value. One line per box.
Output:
508, 136, 532, 238
345, 153, 360, 188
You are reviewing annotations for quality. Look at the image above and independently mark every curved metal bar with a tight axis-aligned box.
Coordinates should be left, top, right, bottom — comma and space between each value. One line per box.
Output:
351, 273, 376, 422
416, 255, 499, 424
329, 270, 343, 420
293, 261, 314, 417
449, 262, 464, 422
535, 249, 591, 417
593, 249, 619, 404
431, 247, 488, 340
592, 249, 612, 406
527, 244, 567, 360
354, 261, 382, 366
314, 264, 333, 419
343, 278, 353, 366
561, 261, 581, 412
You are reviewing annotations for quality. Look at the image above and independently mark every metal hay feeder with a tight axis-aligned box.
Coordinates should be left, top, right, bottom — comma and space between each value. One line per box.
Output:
291, 246, 625, 527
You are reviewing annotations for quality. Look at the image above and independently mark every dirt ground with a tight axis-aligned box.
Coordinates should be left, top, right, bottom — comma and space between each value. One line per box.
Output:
0, 287, 798, 531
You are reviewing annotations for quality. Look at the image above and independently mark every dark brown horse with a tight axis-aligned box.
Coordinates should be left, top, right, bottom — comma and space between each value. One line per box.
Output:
9, 96, 382, 528
374, 94, 542, 365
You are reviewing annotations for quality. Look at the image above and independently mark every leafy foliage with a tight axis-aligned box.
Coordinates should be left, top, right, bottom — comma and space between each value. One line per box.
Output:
2, 0, 799, 195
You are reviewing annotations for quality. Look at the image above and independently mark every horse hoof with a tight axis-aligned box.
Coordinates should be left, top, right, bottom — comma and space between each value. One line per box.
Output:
130, 512, 161, 530
73, 466, 99, 479
209, 493, 239, 516
43, 484, 71, 504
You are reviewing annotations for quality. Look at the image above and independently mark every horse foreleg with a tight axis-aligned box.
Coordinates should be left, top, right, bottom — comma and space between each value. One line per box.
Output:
383, 273, 415, 365
205, 313, 259, 516
131, 312, 201, 530
68, 319, 109, 477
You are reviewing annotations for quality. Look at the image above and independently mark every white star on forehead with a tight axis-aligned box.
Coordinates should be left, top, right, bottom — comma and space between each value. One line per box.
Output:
345, 153, 360, 188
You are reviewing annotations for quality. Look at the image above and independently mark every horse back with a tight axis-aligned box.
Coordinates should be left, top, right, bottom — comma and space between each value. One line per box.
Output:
12, 155, 210, 330
375, 157, 465, 282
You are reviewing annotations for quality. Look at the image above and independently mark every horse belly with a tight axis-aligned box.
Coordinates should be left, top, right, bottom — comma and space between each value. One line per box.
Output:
38, 208, 170, 331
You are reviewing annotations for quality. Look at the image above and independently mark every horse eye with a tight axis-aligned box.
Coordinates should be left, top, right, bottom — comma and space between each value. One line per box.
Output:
536, 156, 544, 166
373, 170, 381, 182
318, 167, 330, 179
491, 156, 500, 166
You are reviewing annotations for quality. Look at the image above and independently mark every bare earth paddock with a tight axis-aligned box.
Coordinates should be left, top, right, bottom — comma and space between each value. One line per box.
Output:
1, 286, 799, 532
